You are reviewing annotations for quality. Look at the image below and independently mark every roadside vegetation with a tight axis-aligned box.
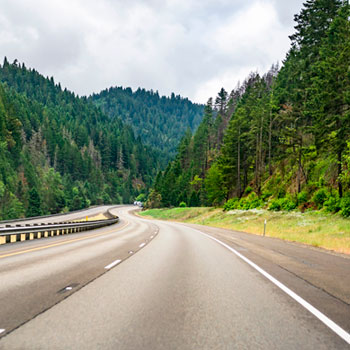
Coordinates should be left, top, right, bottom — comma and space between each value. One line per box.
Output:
145, 1, 350, 226
140, 207, 350, 255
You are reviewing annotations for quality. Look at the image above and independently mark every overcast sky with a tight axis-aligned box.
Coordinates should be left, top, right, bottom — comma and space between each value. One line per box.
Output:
0, 0, 305, 103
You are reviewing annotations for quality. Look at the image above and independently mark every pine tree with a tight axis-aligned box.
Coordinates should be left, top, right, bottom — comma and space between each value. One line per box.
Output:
309, 2, 350, 197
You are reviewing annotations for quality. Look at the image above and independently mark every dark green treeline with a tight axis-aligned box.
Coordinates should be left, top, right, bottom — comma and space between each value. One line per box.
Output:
150, 0, 350, 217
90, 87, 204, 164
0, 59, 162, 219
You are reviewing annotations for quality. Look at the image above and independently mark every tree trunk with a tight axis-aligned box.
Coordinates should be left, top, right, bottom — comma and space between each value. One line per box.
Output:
258, 116, 264, 196
297, 137, 302, 193
268, 113, 272, 176
237, 127, 241, 197
255, 132, 259, 192
338, 149, 343, 198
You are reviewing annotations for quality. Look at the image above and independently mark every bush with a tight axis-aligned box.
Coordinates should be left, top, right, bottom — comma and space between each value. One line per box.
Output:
269, 197, 296, 211
297, 191, 308, 205
179, 201, 187, 208
340, 196, 350, 217
223, 198, 239, 211
247, 192, 264, 209
239, 192, 264, 210
283, 196, 297, 211
324, 195, 340, 213
312, 188, 329, 209
269, 198, 282, 211
238, 197, 251, 210
224, 193, 264, 211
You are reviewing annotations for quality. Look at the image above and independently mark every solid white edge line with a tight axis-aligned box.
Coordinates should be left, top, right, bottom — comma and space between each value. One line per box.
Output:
104, 259, 122, 270
200, 231, 350, 345
139, 243, 146, 248
0, 329, 5, 334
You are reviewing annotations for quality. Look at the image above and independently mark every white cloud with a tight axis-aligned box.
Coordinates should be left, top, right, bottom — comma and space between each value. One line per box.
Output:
0, 0, 305, 103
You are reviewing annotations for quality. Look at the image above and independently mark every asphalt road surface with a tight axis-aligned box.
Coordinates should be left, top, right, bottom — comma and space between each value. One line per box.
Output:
0, 206, 349, 349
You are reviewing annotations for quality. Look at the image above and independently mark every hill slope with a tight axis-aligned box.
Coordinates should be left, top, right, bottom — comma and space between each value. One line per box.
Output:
148, 1, 350, 218
90, 87, 204, 162
0, 59, 161, 219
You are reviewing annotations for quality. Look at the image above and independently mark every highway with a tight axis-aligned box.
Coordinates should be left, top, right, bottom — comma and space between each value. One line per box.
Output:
0, 206, 349, 349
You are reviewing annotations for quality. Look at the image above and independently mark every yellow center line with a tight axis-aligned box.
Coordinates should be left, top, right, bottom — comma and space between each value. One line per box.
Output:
0, 221, 129, 259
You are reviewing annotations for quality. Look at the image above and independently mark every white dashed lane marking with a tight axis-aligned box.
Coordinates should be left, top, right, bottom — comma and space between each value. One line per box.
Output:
104, 259, 122, 270
139, 243, 146, 248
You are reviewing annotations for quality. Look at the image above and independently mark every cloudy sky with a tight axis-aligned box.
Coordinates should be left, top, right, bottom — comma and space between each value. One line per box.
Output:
0, 0, 305, 103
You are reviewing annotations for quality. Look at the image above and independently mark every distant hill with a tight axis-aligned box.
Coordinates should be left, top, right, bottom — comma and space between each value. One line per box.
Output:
0, 58, 161, 219
90, 87, 204, 162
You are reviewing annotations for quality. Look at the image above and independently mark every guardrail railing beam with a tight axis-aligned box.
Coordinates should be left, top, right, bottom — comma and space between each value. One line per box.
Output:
0, 217, 119, 245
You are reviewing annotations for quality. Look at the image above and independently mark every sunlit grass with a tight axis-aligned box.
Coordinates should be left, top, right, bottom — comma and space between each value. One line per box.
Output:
140, 208, 350, 254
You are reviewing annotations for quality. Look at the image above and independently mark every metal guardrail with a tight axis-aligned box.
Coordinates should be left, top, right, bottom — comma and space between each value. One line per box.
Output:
0, 206, 101, 224
0, 217, 119, 245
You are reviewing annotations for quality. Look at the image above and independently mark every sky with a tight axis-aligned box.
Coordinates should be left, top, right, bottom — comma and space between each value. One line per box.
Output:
0, 0, 305, 103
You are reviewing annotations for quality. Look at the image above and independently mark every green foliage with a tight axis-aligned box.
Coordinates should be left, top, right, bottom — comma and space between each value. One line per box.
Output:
269, 196, 297, 212
324, 195, 340, 213
26, 187, 42, 217
224, 193, 264, 211
204, 163, 226, 206
179, 201, 187, 208
340, 196, 350, 217
312, 188, 329, 209
244, 186, 253, 195
90, 87, 204, 163
297, 191, 308, 205
135, 193, 146, 202
0, 59, 165, 218
238, 192, 263, 210
145, 190, 162, 209
223, 198, 239, 211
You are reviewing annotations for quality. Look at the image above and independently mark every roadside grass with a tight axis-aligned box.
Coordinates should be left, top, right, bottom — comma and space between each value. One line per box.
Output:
140, 208, 350, 254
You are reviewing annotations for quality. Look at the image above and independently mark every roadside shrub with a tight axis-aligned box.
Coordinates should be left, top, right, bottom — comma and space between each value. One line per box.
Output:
269, 198, 283, 211
340, 196, 350, 217
238, 197, 251, 210
269, 196, 296, 211
312, 188, 329, 209
247, 192, 264, 209
297, 191, 308, 206
225, 193, 265, 211
223, 198, 239, 211
238, 192, 264, 210
283, 196, 297, 211
179, 201, 187, 208
324, 195, 340, 213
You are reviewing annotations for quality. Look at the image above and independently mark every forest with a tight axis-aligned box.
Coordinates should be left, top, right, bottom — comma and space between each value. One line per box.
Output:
0, 60, 170, 219
148, 0, 350, 217
90, 86, 203, 163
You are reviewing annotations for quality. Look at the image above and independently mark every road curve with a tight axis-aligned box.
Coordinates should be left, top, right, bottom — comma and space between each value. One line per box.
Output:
0, 206, 349, 349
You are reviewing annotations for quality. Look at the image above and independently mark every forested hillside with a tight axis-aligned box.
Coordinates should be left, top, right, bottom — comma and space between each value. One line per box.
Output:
0, 59, 161, 219
90, 87, 204, 162
149, 0, 350, 217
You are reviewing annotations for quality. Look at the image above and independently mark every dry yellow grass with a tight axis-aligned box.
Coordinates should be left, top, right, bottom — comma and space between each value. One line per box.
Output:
140, 208, 350, 254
